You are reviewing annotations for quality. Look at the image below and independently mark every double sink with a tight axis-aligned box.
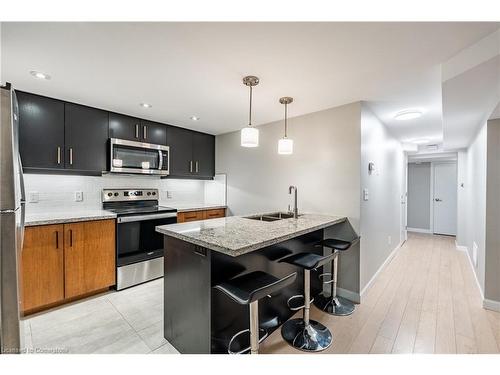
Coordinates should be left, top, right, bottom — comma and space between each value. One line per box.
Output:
244, 212, 299, 222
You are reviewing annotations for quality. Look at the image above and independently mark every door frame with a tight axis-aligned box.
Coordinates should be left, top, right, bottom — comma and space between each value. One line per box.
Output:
431, 161, 457, 235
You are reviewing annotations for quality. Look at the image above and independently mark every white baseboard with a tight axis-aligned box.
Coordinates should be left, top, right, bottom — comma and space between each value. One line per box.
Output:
407, 227, 432, 234
455, 241, 468, 252
463, 244, 485, 301
483, 298, 500, 312
336, 287, 360, 304
360, 241, 403, 299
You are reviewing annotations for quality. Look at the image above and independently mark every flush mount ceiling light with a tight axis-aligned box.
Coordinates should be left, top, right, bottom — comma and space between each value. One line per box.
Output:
140, 103, 152, 108
240, 75, 260, 148
412, 138, 431, 144
190, 116, 200, 121
394, 109, 423, 121
278, 97, 294, 155
30, 70, 50, 80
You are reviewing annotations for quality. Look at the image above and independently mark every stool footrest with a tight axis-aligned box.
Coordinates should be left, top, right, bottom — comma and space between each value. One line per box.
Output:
228, 328, 268, 354
318, 272, 335, 285
287, 294, 314, 311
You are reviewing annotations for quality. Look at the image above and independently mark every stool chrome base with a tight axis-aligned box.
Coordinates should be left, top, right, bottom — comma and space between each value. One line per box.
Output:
313, 293, 355, 316
281, 318, 332, 352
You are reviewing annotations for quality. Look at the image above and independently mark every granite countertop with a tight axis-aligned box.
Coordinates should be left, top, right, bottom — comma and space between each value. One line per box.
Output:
173, 204, 227, 213
156, 213, 346, 257
25, 209, 117, 227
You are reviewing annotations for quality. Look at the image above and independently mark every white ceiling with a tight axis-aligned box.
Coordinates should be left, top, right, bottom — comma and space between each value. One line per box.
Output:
1, 22, 498, 138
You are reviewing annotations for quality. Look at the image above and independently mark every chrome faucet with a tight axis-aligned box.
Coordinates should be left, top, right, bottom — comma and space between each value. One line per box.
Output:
288, 185, 298, 219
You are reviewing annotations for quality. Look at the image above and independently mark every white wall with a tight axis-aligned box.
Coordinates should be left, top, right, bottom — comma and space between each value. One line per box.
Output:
216, 102, 362, 228
456, 150, 468, 246
23, 174, 226, 212
407, 162, 431, 230
465, 124, 487, 293
360, 105, 405, 291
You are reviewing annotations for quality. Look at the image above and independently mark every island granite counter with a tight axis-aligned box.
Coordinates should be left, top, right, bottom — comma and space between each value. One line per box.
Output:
156, 213, 349, 354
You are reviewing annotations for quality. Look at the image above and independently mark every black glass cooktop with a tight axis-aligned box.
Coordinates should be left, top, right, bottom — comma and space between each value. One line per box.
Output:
103, 200, 176, 216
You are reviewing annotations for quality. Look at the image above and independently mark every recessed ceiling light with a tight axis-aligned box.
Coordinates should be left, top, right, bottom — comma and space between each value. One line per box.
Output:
394, 109, 423, 121
140, 103, 152, 108
190, 116, 200, 121
30, 70, 50, 80
412, 138, 431, 145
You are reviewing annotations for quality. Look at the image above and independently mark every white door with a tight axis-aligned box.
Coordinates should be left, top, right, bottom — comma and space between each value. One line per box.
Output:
401, 159, 408, 244
433, 162, 457, 235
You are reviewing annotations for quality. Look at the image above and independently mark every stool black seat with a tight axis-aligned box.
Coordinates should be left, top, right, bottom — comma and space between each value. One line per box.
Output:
214, 271, 297, 354
279, 252, 336, 352
314, 236, 360, 316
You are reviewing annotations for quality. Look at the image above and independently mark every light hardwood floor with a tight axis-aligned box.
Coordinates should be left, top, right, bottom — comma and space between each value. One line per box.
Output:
261, 232, 500, 354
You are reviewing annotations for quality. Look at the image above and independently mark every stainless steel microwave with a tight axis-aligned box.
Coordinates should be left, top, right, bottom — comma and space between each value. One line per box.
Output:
109, 138, 169, 176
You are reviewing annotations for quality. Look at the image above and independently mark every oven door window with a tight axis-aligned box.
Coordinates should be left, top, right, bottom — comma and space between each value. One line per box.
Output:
112, 144, 159, 170
116, 216, 176, 266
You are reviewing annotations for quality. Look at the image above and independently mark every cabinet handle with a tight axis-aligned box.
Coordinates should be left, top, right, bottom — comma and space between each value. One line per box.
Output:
57, 147, 61, 165
190, 161, 193, 173
55, 231, 59, 249
195, 161, 199, 173
143, 125, 147, 140
69, 148, 73, 165
135, 124, 139, 139
69, 229, 73, 247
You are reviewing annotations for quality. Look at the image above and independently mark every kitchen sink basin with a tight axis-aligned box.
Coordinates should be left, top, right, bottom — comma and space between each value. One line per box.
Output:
244, 212, 299, 221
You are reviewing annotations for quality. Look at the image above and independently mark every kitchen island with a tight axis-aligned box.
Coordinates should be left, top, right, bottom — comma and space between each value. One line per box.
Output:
156, 213, 350, 354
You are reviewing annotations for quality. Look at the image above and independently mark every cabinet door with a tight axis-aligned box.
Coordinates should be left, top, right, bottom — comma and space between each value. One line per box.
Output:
65, 103, 109, 172
177, 210, 205, 223
109, 112, 142, 142
167, 126, 194, 177
64, 220, 115, 299
17, 91, 65, 170
203, 208, 226, 220
192, 132, 215, 178
140, 120, 167, 145
21, 225, 64, 312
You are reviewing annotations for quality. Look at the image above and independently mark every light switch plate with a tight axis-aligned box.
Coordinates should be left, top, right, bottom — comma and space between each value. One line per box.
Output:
75, 191, 83, 202
28, 191, 39, 203
363, 188, 369, 201
166, 191, 173, 199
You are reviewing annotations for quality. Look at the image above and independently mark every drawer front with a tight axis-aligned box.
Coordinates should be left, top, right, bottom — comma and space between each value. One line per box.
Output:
178, 210, 205, 223
203, 209, 226, 220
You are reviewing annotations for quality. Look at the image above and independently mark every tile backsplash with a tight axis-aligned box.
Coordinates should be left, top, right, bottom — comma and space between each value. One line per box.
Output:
24, 173, 226, 212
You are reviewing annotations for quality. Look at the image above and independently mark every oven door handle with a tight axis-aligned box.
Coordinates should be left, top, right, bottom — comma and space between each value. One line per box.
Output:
117, 212, 178, 223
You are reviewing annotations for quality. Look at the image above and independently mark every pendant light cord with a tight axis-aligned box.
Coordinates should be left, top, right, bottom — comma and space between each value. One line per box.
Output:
248, 85, 253, 126
284, 102, 288, 138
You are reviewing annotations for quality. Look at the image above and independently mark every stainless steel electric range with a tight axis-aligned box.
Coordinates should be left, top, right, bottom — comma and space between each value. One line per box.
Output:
102, 188, 177, 290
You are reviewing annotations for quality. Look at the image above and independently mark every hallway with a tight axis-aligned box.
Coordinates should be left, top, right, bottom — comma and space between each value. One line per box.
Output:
262, 233, 500, 354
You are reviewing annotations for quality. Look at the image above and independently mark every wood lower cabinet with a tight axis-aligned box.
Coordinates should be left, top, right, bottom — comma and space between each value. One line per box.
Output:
64, 220, 116, 299
21, 224, 65, 312
21, 219, 115, 314
177, 208, 226, 223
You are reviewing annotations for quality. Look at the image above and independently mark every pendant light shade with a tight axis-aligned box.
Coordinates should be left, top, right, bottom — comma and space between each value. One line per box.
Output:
241, 76, 259, 148
278, 97, 294, 155
241, 126, 259, 147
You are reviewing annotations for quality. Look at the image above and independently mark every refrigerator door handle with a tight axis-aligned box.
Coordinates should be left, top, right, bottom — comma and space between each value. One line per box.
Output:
18, 154, 26, 204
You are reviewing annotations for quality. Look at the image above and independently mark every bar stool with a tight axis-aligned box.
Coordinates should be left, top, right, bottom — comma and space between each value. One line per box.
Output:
280, 252, 336, 352
214, 270, 297, 354
313, 237, 360, 316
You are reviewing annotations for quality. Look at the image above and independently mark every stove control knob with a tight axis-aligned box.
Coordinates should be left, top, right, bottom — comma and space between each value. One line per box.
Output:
107, 192, 113, 197
114, 192, 119, 197
147, 192, 151, 196
152, 191, 156, 196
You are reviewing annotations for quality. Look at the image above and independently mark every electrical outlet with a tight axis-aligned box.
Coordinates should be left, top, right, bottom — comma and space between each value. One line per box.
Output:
388, 236, 392, 245
166, 191, 173, 199
472, 242, 478, 267
28, 191, 39, 203
74, 191, 83, 202
363, 188, 369, 201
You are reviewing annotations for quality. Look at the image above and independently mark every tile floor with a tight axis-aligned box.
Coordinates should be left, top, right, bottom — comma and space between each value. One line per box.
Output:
22, 278, 178, 354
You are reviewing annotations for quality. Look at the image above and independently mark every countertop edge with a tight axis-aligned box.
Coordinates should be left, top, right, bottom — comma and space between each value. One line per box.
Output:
25, 214, 117, 227
175, 205, 227, 213
157, 216, 347, 257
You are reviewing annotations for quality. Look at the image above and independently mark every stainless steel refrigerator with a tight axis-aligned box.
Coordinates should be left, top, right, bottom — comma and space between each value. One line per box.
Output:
0, 82, 25, 354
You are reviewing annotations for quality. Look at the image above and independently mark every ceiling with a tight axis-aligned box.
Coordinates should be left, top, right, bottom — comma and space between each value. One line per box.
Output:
1, 22, 498, 138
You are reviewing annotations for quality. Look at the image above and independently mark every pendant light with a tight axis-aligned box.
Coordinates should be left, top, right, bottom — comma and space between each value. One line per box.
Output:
241, 76, 260, 147
278, 97, 294, 155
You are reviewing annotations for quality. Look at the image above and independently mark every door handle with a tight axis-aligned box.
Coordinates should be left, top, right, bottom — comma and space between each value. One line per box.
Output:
55, 231, 59, 249
143, 125, 147, 140
195, 161, 199, 173
57, 147, 61, 165
69, 229, 73, 247
435, 198, 442, 202
69, 148, 73, 165
135, 124, 139, 139
190, 160, 193, 173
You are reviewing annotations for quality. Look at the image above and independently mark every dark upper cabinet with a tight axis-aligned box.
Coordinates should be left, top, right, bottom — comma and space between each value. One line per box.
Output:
64, 103, 109, 172
140, 120, 167, 145
109, 113, 142, 142
17, 91, 65, 170
167, 127, 215, 178
168, 126, 194, 177
192, 132, 215, 178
